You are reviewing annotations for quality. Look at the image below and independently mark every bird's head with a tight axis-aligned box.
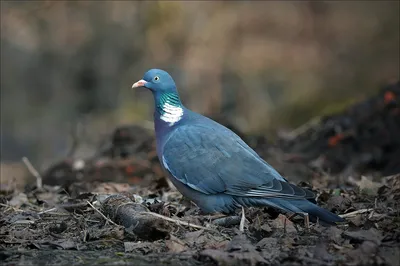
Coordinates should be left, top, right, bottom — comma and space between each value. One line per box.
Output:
132, 69, 177, 94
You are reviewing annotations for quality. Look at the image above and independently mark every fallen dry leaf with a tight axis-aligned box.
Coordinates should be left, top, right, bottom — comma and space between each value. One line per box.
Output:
166, 235, 187, 253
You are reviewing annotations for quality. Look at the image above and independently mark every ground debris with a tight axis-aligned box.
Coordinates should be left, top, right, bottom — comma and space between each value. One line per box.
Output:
1, 170, 399, 266
200, 234, 267, 266
1, 82, 400, 266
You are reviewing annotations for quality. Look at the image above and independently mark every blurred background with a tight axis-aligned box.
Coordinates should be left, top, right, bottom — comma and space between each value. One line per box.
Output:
1, 1, 399, 172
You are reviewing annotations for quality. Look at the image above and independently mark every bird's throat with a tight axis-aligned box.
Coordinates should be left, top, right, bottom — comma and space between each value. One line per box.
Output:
155, 93, 183, 126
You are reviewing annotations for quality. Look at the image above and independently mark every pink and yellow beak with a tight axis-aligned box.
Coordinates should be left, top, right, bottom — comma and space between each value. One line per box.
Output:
131, 79, 147, 89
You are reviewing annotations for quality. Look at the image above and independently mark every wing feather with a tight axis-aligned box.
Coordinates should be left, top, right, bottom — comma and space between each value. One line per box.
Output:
162, 123, 314, 200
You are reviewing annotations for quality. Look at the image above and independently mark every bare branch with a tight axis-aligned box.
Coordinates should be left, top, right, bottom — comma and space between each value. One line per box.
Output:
142, 211, 214, 231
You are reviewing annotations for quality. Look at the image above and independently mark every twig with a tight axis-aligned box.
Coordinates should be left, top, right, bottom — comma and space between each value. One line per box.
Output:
12, 220, 35, 225
93, 157, 151, 169
286, 116, 321, 139
86, 200, 118, 226
22, 157, 42, 189
85, 239, 124, 245
0, 203, 25, 212
39, 201, 91, 215
141, 211, 214, 231
38, 207, 58, 215
212, 216, 241, 226
239, 206, 245, 232
165, 177, 175, 191
40, 212, 71, 217
339, 208, 374, 218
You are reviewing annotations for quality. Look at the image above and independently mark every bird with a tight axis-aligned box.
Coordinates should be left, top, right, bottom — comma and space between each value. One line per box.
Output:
132, 69, 345, 227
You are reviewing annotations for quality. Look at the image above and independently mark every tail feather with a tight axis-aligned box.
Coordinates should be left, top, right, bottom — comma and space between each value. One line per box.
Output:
235, 197, 345, 226
280, 199, 345, 225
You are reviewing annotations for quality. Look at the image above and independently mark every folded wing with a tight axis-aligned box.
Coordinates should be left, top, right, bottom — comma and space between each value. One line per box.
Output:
162, 124, 315, 200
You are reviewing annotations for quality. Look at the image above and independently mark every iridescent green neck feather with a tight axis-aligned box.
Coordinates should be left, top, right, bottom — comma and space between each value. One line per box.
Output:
155, 92, 184, 125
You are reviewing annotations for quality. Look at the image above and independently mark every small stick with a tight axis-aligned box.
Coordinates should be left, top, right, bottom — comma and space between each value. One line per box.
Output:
239, 206, 245, 232
165, 177, 176, 191
86, 200, 118, 226
94, 156, 151, 169
206, 214, 227, 221
303, 213, 310, 231
141, 211, 213, 231
40, 212, 71, 216
283, 216, 287, 234
38, 207, 58, 215
0, 203, 25, 212
339, 208, 373, 218
22, 157, 42, 189
286, 116, 321, 139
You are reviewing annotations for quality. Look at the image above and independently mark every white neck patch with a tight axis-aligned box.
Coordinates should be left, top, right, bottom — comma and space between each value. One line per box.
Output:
160, 102, 183, 126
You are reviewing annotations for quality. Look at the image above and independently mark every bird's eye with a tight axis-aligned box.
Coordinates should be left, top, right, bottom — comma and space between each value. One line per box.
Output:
154, 76, 160, 82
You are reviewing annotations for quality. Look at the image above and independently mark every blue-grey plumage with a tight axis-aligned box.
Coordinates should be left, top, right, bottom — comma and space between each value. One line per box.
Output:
132, 69, 345, 226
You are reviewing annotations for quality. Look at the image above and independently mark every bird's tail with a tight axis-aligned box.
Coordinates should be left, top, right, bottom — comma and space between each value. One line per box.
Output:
279, 198, 345, 226
236, 197, 345, 226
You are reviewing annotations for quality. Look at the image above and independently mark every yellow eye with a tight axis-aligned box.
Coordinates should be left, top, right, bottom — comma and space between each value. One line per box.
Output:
154, 76, 160, 81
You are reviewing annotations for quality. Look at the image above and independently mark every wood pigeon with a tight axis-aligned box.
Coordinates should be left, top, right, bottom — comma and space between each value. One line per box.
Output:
132, 69, 345, 227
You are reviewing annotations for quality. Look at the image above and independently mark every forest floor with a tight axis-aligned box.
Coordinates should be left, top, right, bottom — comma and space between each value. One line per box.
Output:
1, 82, 399, 266
0, 172, 399, 266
